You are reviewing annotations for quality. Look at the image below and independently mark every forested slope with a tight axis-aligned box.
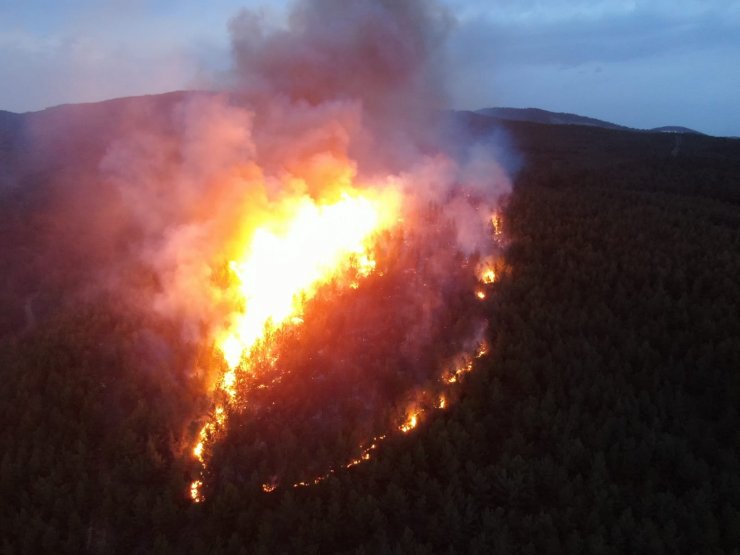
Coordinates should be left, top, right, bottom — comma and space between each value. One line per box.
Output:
2, 106, 740, 553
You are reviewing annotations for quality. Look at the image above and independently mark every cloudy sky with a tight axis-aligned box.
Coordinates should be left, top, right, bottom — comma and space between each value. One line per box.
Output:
1, 0, 738, 135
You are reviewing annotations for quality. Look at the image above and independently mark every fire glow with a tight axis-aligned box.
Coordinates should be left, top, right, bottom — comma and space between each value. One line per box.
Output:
19, 0, 514, 507
190, 187, 401, 501
217, 190, 400, 388
189, 199, 501, 501
400, 411, 421, 433
188, 197, 500, 501
169, 0, 512, 503
275, 337, 491, 494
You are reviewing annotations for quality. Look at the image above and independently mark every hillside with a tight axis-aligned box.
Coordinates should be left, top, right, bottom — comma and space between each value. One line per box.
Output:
476, 106, 629, 130
651, 126, 703, 135
0, 91, 195, 189
0, 96, 729, 195
454, 110, 740, 202
1, 93, 740, 553
476, 107, 703, 135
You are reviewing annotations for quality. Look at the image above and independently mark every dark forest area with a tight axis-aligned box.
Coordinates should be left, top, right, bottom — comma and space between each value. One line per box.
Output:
1, 104, 740, 553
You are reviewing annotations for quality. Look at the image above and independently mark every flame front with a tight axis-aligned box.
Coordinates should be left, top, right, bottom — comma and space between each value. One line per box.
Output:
216, 191, 396, 378
191, 188, 400, 499
400, 410, 420, 433
188, 201, 501, 500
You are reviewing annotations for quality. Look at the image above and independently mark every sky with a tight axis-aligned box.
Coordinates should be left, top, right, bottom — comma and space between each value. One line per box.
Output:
0, 0, 738, 136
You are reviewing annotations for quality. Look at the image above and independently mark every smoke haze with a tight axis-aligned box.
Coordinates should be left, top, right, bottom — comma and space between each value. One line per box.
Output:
2, 0, 512, 492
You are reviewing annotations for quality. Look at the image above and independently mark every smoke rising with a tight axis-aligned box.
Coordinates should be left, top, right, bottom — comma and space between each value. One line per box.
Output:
229, 0, 452, 167
9, 0, 513, 493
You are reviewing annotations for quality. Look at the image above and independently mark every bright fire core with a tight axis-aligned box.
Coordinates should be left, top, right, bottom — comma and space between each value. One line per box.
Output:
191, 188, 400, 501
217, 191, 398, 378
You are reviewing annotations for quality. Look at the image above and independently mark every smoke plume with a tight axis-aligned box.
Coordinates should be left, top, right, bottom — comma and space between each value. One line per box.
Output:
14, 0, 513, 494
229, 0, 453, 171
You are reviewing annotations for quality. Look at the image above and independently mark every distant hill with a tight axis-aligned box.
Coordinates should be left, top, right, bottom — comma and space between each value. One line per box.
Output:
0, 100, 709, 177
0, 91, 197, 190
650, 125, 703, 135
477, 107, 703, 135
452, 108, 740, 206
0, 93, 729, 195
477, 107, 629, 131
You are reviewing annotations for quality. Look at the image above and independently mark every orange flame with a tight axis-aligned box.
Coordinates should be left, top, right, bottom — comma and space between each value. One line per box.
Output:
190, 187, 401, 498
217, 190, 399, 383
187, 184, 502, 500
481, 269, 496, 284
399, 410, 421, 433
476, 341, 489, 358
491, 212, 504, 238
190, 480, 203, 503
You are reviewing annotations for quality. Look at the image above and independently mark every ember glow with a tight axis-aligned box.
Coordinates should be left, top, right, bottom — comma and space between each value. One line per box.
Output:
216, 189, 400, 385
261, 482, 278, 493
189, 186, 401, 500
190, 480, 203, 503
264, 332, 494, 494
400, 410, 421, 433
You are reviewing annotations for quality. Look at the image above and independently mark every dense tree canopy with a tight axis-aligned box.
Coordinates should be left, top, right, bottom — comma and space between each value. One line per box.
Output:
2, 117, 740, 553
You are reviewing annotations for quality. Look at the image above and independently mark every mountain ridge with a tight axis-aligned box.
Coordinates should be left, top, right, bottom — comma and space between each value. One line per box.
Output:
476, 106, 704, 135
0, 94, 710, 138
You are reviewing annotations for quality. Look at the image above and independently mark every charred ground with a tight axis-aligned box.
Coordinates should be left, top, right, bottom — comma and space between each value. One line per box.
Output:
2, 98, 740, 553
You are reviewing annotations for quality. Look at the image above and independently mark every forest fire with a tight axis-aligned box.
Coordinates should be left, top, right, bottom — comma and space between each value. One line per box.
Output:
257, 331, 495, 494
188, 190, 503, 499
400, 411, 421, 433
190, 480, 204, 503
189, 186, 402, 501
117, 0, 514, 502
215, 190, 401, 376
7, 0, 734, 549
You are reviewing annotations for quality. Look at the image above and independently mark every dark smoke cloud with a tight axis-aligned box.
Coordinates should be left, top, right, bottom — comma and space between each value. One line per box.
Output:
230, 0, 452, 113
228, 0, 455, 172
